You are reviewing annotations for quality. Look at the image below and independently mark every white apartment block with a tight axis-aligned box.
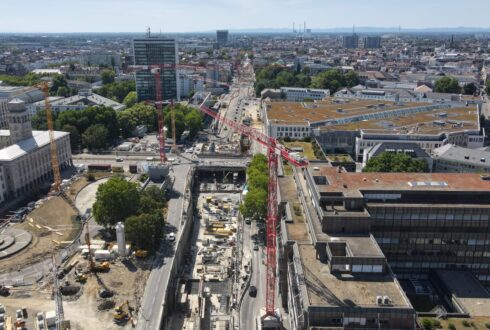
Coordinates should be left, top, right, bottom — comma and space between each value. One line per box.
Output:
280, 87, 330, 102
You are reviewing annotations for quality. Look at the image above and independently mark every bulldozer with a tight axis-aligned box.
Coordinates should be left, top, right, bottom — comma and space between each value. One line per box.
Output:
91, 261, 110, 272
135, 250, 148, 258
74, 273, 88, 283
113, 300, 131, 323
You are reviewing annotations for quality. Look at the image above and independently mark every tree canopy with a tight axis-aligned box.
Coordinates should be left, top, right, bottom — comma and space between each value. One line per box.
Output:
125, 213, 164, 252
82, 124, 109, 151
117, 102, 157, 138
463, 83, 477, 95
254, 65, 311, 96
101, 70, 115, 85
94, 80, 135, 103
0, 73, 40, 86
163, 104, 203, 141
311, 69, 359, 93
239, 154, 269, 221
434, 76, 461, 94
364, 152, 429, 173
93, 176, 141, 227
123, 91, 138, 108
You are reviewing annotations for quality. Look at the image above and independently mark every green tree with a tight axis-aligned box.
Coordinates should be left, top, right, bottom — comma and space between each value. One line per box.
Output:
94, 80, 135, 103
239, 188, 267, 220
463, 83, 477, 95
50, 75, 68, 95
93, 176, 141, 227
184, 110, 203, 139
61, 124, 81, 151
82, 124, 109, 151
101, 69, 115, 85
123, 91, 138, 108
57, 86, 69, 97
0, 73, 41, 86
310, 69, 358, 93
125, 212, 164, 252
434, 76, 461, 93
364, 152, 429, 173
486, 80, 490, 95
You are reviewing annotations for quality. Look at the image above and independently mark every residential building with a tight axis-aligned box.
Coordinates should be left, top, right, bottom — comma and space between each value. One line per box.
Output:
132, 37, 179, 102
432, 144, 490, 173
216, 30, 229, 48
79, 52, 122, 68
343, 33, 359, 49
364, 36, 382, 49
0, 100, 72, 200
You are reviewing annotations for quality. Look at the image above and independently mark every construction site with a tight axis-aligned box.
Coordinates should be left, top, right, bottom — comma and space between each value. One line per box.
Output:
166, 166, 246, 329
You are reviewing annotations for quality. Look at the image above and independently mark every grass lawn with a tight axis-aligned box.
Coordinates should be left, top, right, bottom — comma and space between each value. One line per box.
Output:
285, 141, 317, 160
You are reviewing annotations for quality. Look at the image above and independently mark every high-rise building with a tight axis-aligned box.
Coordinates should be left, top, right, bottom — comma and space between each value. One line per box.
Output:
216, 30, 229, 48
342, 33, 359, 49
132, 37, 179, 102
364, 36, 382, 49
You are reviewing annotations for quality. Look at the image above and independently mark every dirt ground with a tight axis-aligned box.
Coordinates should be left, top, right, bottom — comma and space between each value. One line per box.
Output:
1, 255, 150, 330
0, 196, 79, 273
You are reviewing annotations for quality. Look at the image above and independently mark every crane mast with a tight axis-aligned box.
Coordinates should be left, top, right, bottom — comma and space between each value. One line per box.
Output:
151, 68, 167, 163
39, 83, 61, 192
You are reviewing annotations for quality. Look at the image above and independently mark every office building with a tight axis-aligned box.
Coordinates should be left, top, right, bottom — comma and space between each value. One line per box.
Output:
364, 36, 382, 49
343, 33, 359, 49
216, 30, 229, 48
363, 142, 433, 170
132, 37, 179, 102
279, 162, 490, 328
0, 99, 72, 200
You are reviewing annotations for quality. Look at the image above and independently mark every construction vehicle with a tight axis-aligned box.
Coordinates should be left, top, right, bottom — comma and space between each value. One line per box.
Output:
0, 285, 10, 296
74, 273, 87, 283
135, 250, 148, 258
113, 300, 131, 323
198, 96, 309, 323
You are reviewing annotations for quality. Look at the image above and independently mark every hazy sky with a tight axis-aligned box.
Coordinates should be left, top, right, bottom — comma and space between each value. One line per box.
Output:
1, 0, 490, 33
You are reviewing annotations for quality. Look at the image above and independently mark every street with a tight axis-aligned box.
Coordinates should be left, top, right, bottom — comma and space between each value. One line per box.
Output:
135, 159, 191, 330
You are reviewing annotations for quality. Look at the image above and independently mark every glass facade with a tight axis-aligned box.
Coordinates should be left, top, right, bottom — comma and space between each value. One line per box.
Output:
133, 38, 179, 102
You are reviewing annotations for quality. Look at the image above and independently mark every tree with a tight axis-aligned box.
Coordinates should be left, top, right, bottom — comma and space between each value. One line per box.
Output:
463, 83, 477, 95
434, 76, 461, 94
82, 124, 109, 151
94, 80, 135, 103
486, 80, 490, 95
61, 124, 81, 151
50, 75, 68, 95
310, 69, 358, 93
364, 152, 429, 173
57, 86, 69, 97
101, 70, 115, 85
184, 110, 203, 139
125, 212, 164, 252
93, 176, 141, 227
123, 91, 138, 108
239, 188, 267, 220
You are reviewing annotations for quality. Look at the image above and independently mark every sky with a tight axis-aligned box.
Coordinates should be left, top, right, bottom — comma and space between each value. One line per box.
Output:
1, 0, 490, 33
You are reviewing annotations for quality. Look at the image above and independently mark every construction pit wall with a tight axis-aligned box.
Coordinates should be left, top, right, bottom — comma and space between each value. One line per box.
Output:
177, 192, 241, 329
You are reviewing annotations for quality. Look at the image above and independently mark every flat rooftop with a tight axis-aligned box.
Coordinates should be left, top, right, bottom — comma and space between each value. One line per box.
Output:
317, 106, 479, 134
308, 165, 490, 196
278, 175, 310, 242
298, 244, 410, 308
266, 98, 425, 125
436, 270, 490, 317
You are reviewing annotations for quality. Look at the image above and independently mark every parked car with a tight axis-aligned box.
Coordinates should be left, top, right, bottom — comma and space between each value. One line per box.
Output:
166, 233, 176, 242
249, 286, 257, 297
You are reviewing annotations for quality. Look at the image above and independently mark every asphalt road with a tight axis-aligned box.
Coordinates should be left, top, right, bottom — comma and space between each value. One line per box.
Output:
240, 221, 267, 330
135, 159, 191, 330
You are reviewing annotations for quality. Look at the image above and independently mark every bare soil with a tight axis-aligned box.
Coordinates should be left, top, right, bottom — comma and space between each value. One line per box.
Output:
0, 196, 79, 273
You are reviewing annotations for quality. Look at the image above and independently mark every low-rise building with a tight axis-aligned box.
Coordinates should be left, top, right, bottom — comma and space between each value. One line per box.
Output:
363, 142, 433, 170
432, 144, 490, 173
30, 90, 125, 113
0, 99, 72, 200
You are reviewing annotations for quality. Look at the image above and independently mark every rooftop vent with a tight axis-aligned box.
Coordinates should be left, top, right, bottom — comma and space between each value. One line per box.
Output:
481, 158, 486, 163
464, 156, 470, 160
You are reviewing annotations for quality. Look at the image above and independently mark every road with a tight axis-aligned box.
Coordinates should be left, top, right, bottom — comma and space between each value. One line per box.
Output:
240, 222, 267, 330
135, 159, 191, 330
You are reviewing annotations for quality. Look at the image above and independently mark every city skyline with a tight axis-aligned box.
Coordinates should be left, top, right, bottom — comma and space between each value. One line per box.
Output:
2, 0, 490, 33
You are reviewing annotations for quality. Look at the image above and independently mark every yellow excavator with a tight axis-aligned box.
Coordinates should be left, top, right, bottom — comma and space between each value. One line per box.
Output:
113, 300, 132, 323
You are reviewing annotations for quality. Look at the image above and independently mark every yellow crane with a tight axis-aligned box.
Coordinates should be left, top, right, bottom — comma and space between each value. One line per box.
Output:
37, 82, 61, 193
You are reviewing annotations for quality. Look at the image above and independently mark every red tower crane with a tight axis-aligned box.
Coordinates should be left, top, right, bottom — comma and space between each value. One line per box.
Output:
198, 103, 308, 317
